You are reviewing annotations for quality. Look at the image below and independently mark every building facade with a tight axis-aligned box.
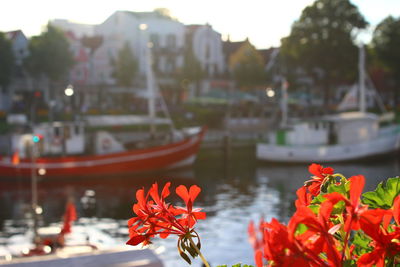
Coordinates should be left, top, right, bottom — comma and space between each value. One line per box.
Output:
92, 10, 185, 85
186, 24, 225, 77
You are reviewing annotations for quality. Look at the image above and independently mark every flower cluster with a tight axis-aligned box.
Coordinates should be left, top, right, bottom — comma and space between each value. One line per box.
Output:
126, 182, 207, 264
249, 163, 400, 267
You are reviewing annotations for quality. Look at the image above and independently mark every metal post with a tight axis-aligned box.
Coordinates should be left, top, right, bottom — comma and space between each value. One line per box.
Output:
30, 142, 39, 241
280, 78, 288, 128
358, 44, 366, 113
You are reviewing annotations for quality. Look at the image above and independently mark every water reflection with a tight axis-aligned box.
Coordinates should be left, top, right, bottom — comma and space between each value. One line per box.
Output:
0, 147, 399, 266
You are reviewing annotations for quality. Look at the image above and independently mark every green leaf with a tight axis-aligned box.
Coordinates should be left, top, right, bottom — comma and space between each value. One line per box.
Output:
311, 194, 325, 205
308, 204, 320, 214
343, 259, 357, 267
308, 205, 319, 214
361, 177, 400, 209
327, 180, 348, 195
295, 223, 308, 235
352, 231, 372, 257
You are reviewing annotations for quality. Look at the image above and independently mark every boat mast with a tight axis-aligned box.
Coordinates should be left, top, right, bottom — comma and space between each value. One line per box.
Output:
141, 24, 157, 138
141, 24, 176, 136
358, 44, 366, 113
145, 42, 157, 138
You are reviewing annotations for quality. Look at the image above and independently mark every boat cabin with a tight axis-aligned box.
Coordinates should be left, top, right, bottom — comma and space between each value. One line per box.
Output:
270, 112, 379, 146
12, 122, 86, 158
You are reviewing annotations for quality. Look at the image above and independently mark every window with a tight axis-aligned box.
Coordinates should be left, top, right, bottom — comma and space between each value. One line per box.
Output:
166, 56, 175, 73
205, 45, 210, 60
150, 34, 160, 48
166, 34, 176, 48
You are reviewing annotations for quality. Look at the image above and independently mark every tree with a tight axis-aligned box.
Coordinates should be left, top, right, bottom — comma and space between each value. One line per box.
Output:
25, 24, 74, 83
111, 42, 138, 87
371, 16, 400, 109
0, 32, 15, 91
180, 48, 204, 97
229, 41, 265, 90
280, 0, 367, 105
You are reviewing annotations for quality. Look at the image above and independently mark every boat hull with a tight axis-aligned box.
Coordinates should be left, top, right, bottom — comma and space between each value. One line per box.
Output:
0, 127, 206, 178
257, 128, 400, 163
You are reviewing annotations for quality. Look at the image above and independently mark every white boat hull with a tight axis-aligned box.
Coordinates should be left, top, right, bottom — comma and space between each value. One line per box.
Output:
257, 127, 400, 163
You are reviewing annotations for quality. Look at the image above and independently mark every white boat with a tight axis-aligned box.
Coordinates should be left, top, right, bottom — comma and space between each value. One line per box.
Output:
256, 45, 400, 163
0, 219, 163, 267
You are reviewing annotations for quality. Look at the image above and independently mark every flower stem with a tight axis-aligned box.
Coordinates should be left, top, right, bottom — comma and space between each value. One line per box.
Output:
188, 236, 210, 267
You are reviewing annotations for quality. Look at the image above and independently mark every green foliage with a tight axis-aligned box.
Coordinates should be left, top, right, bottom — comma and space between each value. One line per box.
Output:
372, 16, 400, 80
0, 32, 15, 89
280, 0, 367, 103
371, 16, 400, 107
179, 47, 205, 97
362, 177, 400, 209
327, 178, 348, 195
25, 24, 74, 82
111, 42, 138, 87
352, 231, 372, 257
181, 49, 204, 82
229, 41, 265, 89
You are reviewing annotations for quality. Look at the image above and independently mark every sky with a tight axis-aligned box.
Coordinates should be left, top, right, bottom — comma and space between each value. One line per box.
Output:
1, 0, 399, 49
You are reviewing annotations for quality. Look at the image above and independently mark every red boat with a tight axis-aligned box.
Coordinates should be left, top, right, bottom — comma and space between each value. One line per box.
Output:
0, 127, 206, 178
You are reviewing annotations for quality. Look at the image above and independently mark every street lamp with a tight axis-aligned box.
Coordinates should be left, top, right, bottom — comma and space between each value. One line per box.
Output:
266, 87, 275, 98
64, 84, 74, 97
139, 23, 148, 31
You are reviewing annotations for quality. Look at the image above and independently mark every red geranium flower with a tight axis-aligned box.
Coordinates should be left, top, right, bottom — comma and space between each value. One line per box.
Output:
126, 182, 206, 247
358, 209, 400, 267
289, 202, 342, 266
305, 163, 335, 196
295, 186, 312, 209
324, 175, 368, 232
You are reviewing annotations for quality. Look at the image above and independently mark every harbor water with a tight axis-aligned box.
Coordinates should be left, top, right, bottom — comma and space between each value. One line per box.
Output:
0, 146, 399, 266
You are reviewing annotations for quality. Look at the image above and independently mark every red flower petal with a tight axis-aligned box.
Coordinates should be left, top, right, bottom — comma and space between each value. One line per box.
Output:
126, 235, 146, 246
189, 185, 201, 202
161, 182, 171, 199
176, 185, 190, 205
357, 247, 386, 267
255, 249, 263, 267
308, 163, 334, 178
295, 186, 312, 208
349, 175, 365, 206
193, 211, 206, 220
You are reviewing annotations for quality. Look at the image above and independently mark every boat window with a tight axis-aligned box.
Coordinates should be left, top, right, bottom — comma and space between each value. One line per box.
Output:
54, 127, 60, 137
315, 123, 319, 130
75, 125, 80, 135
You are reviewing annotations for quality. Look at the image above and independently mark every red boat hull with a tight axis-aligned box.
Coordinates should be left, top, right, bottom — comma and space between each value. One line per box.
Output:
0, 128, 206, 178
